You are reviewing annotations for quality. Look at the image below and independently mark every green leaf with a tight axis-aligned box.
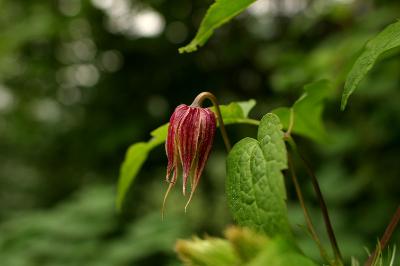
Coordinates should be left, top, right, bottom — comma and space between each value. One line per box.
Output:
116, 124, 168, 211
212, 99, 258, 125
246, 237, 318, 266
176, 237, 237, 266
175, 227, 317, 266
226, 113, 291, 237
178, 0, 256, 53
341, 20, 400, 110
238, 100, 257, 118
116, 100, 257, 211
224, 226, 269, 263
273, 80, 332, 144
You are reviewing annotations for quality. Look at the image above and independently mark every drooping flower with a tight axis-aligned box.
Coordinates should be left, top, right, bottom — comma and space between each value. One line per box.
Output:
163, 104, 216, 212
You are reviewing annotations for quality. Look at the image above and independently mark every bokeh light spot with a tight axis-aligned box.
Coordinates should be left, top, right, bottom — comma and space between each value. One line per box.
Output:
0, 85, 15, 112
100, 50, 123, 72
31, 99, 62, 123
75, 64, 100, 87
147, 95, 168, 118
130, 10, 165, 37
58, 0, 81, 17
165, 21, 188, 44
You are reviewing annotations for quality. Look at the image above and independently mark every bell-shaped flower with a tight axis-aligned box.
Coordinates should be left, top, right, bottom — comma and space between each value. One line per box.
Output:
164, 104, 216, 212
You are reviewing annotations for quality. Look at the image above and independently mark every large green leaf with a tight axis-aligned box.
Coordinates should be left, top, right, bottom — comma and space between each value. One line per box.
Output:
226, 113, 290, 237
273, 80, 332, 144
116, 100, 257, 211
341, 20, 400, 110
178, 0, 256, 53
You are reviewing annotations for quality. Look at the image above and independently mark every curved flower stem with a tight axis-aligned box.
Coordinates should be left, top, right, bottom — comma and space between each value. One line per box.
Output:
364, 205, 400, 266
286, 136, 343, 264
288, 153, 330, 264
191, 92, 231, 152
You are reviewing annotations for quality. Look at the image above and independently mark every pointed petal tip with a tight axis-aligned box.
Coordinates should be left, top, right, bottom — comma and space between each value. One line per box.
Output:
162, 182, 174, 219
184, 185, 197, 213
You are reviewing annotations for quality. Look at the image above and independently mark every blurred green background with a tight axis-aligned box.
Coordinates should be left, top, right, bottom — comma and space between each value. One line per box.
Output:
0, 0, 399, 265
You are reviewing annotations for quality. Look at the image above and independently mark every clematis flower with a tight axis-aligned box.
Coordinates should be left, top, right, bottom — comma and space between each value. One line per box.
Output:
163, 104, 216, 212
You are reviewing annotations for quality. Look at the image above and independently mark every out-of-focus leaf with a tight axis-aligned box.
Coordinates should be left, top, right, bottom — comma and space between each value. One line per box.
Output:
0, 8, 55, 57
97, 211, 188, 265
178, 0, 256, 53
246, 237, 318, 266
0, 185, 188, 265
226, 113, 291, 237
176, 237, 237, 266
176, 227, 316, 266
225, 226, 269, 263
116, 100, 257, 211
273, 80, 332, 143
341, 20, 400, 110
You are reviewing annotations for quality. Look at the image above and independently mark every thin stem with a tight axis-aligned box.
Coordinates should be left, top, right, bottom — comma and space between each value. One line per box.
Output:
191, 92, 231, 152
364, 205, 400, 266
286, 108, 295, 137
288, 153, 330, 263
237, 118, 260, 126
286, 136, 343, 263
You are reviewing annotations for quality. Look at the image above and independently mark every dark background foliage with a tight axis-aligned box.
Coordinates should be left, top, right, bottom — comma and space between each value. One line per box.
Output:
0, 0, 399, 265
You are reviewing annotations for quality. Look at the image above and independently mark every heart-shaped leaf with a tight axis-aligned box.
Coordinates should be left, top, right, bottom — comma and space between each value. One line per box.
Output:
226, 113, 291, 237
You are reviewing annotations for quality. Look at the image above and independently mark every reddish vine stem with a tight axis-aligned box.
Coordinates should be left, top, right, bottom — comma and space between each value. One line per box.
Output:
286, 136, 343, 263
301, 151, 343, 263
364, 205, 400, 266
191, 92, 231, 152
288, 153, 330, 263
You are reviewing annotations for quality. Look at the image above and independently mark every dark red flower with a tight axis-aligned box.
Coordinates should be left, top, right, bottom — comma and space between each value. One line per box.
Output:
163, 104, 216, 211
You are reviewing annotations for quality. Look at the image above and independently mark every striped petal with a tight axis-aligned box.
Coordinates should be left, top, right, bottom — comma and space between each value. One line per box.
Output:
164, 104, 216, 213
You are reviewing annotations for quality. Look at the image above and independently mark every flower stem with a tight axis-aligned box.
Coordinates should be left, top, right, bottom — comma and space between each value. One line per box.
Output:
191, 92, 231, 152
286, 136, 343, 264
288, 153, 330, 263
364, 205, 400, 266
